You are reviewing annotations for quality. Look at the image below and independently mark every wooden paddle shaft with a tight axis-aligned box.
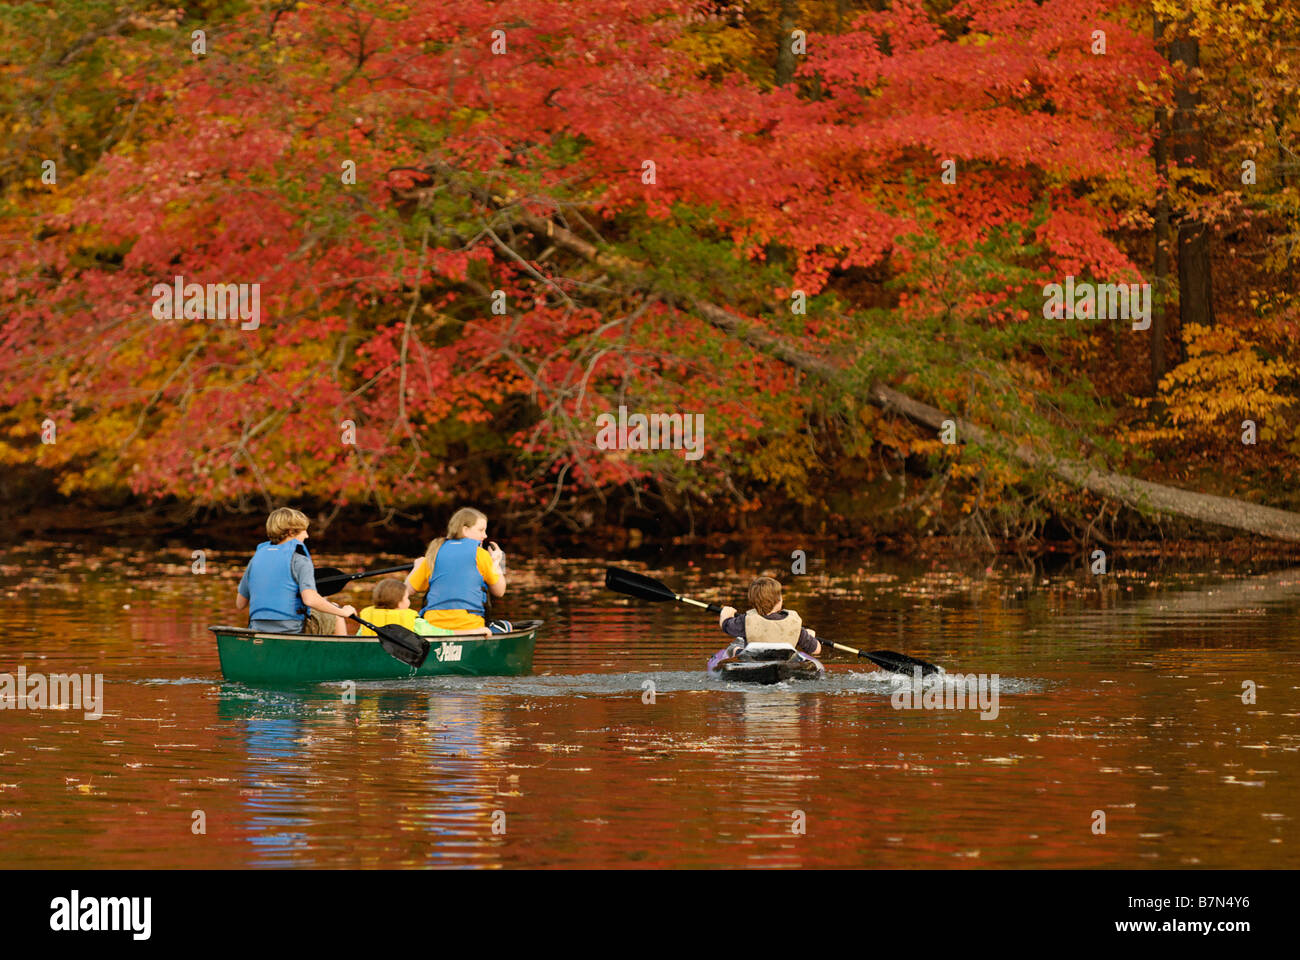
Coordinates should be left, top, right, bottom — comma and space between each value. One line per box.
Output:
679, 595, 724, 614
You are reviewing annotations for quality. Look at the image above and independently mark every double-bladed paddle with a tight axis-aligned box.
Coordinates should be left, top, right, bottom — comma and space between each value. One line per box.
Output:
604, 566, 941, 676
816, 640, 940, 676
349, 613, 430, 669
314, 564, 412, 598
606, 565, 724, 612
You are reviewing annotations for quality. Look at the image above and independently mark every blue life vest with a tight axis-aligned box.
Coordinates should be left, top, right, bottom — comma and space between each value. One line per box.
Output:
246, 539, 310, 624
420, 538, 488, 616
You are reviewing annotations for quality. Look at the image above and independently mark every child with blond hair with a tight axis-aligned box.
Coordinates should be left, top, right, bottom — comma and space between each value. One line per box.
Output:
405, 507, 510, 636
236, 507, 355, 635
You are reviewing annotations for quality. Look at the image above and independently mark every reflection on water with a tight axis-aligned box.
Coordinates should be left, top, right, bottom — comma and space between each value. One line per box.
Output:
0, 545, 1296, 868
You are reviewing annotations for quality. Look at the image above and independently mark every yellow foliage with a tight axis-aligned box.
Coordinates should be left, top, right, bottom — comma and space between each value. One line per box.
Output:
747, 433, 813, 504
1127, 323, 1297, 444
671, 20, 759, 79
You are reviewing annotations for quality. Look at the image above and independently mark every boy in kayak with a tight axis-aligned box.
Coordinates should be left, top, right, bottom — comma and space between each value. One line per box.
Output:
235, 507, 356, 635
354, 579, 458, 637
717, 576, 828, 657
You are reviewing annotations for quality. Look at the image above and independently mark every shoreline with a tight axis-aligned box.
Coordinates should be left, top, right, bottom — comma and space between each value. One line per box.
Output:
8, 500, 1300, 567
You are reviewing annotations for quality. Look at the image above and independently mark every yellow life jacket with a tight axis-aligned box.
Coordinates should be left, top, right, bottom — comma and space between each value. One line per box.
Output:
743, 609, 802, 648
355, 606, 420, 636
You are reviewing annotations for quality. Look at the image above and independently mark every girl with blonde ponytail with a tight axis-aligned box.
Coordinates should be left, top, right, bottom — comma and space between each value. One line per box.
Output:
405, 507, 509, 635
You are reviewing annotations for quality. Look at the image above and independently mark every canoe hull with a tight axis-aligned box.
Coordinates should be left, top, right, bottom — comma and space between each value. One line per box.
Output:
211, 621, 541, 685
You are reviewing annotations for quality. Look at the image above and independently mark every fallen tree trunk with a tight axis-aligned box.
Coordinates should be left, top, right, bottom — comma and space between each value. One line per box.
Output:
701, 301, 1300, 543
865, 382, 1300, 542
442, 169, 1300, 542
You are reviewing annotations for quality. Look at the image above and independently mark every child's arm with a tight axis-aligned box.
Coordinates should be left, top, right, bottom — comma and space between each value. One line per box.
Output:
718, 607, 746, 639
797, 626, 827, 657
404, 558, 424, 600
236, 564, 251, 612
481, 546, 507, 598
294, 555, 355, 619
301, 588, 356, 620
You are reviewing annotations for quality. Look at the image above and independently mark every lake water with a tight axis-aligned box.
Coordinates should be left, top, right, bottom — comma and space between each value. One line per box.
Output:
1, 544, 1296, 868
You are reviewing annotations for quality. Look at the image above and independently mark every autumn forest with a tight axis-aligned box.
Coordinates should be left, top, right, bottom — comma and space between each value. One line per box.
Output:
2, 0, 1298, 550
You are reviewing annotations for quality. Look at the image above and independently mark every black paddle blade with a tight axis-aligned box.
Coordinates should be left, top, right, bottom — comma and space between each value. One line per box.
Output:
379, 626, 429, 668
605, 566, 677, 603
350, 614, 429, 668
313, 567, 348, 597
314, 564, 412, 597
864, 649, 941, 677
377, 624, 429, 668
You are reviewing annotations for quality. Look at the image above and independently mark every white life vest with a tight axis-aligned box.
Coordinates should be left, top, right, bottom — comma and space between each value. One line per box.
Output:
743, 609, 802, 649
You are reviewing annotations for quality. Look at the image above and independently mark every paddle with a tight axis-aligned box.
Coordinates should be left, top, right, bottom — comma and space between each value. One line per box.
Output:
604, 566, 941, 676
349, 613, 430, 669
314, 565, 412, 598
819, 640, 940, 677
604, 565, 723, 613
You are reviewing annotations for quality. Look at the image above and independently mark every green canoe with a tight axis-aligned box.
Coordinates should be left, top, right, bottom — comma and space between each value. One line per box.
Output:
210, 620, 542, 685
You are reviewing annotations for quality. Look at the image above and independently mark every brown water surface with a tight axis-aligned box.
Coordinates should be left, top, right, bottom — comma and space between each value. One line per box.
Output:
0, 545, 1296, 868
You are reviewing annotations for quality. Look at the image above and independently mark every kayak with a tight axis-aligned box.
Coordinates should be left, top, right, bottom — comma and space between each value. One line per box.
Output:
707, 642, 825, 685
210, 620, 542, 685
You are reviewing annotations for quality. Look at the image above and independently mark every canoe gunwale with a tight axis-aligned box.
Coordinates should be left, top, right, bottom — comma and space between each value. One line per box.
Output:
208, 619, 544, 642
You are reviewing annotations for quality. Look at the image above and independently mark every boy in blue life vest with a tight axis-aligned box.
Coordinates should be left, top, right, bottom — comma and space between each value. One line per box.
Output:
235, 507, 356, 635
717, 576, 828, 657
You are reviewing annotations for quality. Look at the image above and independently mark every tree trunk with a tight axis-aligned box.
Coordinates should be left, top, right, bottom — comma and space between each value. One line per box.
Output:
1168, 30, 1215, 331
774, 0, 798, 87
835, 0, 849, 31
1151, 14, 1171, 391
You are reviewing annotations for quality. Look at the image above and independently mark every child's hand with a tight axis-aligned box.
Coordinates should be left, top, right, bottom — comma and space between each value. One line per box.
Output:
719, 605, 737, 624
478, 627, 492, 636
